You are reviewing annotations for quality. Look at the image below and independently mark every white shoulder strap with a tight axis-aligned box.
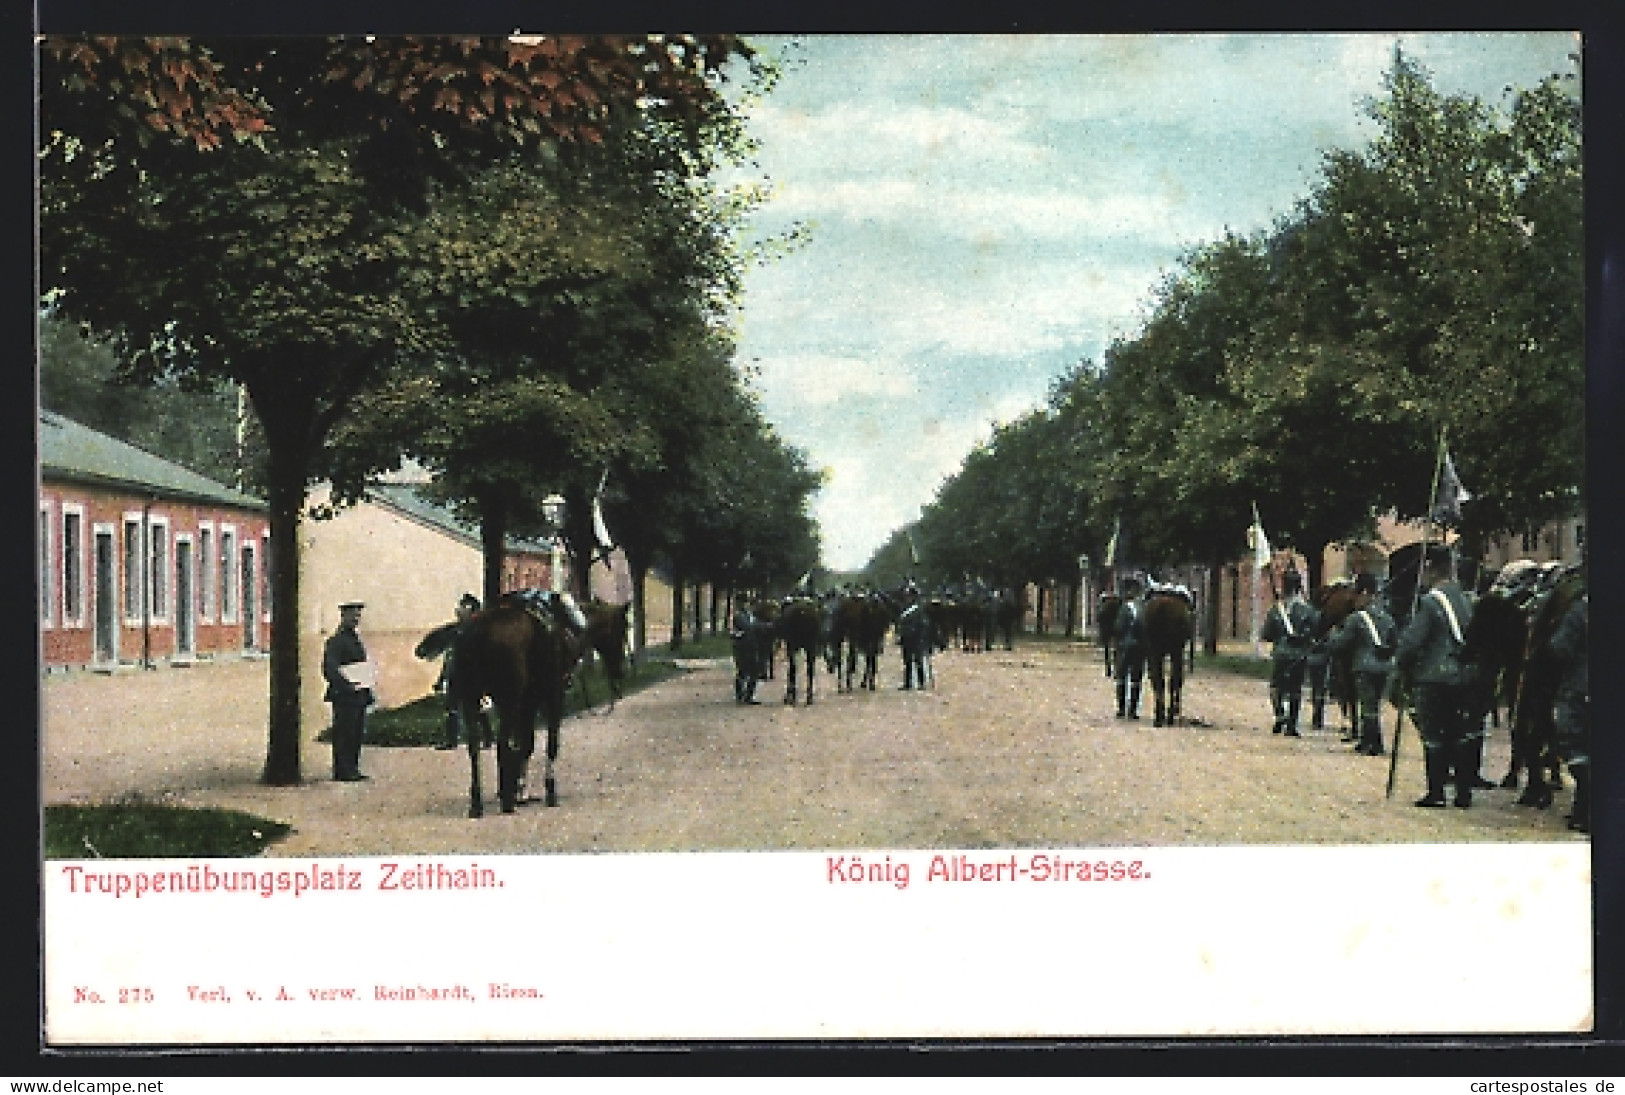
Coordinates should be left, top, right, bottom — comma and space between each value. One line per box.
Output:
1357, 610, 1382, 647
1277, 603, 1294, 637
1430, 588, 1465, 645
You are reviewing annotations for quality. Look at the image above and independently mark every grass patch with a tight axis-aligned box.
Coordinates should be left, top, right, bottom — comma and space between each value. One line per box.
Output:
342, 648, 703, 748
45, 804, 292, 860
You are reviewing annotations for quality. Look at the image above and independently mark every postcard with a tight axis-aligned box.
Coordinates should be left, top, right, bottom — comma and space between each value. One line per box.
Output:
37, 30, 1593, 1047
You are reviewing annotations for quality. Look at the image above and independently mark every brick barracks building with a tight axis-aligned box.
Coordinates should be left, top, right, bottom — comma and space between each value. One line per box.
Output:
39, 410, 271, 671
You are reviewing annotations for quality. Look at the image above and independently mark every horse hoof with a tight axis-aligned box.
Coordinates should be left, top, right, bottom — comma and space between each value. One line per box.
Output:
470, 806, 483, 820
545, 779, 558, 807
1500, 773, 1520, 789
500, 801, 515, 815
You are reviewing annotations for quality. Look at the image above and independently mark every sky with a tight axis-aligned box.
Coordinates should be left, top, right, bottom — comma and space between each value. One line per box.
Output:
722, 33, 1580, 571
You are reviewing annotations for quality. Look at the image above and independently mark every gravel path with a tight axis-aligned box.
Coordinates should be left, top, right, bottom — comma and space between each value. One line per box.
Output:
42, 641, 1583, 856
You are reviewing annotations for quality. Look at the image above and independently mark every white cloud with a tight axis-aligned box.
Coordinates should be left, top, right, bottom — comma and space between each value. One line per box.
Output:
753, 354, 919, 410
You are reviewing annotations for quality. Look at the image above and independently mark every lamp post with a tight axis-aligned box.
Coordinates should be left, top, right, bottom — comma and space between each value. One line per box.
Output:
542, 494, 566, 593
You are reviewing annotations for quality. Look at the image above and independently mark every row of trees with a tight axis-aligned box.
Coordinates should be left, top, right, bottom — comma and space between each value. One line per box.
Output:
871, 53, 1582, 639
39, 35, 820, 783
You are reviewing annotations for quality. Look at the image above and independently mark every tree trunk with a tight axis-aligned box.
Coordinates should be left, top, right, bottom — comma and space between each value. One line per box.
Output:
626, 548, 649, 664
479, 499, 508, 612
260, 452, 307, 785
1305, 537, 1328, 593
1206, 558, 1224, 656
1065, 579, 1078, 637
708, 583, 719, 636
670, 567, 685, 650
692, 581, 703, 639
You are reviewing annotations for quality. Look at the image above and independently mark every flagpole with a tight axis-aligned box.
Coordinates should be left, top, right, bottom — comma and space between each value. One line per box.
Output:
1387, 424, 1449, 800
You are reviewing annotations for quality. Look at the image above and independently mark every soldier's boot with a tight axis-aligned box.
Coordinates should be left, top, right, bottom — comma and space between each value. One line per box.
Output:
1284, 693, 1302, 737
1116, 679, 1128, 718
1454, 739, 1483, 808
1567, 763, 1590, 832
1269, 688, 1284, 733
1127, 682, 1141, 720
1415, 747, 1449, 808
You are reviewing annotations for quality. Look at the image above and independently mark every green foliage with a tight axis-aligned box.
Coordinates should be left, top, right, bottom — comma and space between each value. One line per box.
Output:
44, 804, 292, 859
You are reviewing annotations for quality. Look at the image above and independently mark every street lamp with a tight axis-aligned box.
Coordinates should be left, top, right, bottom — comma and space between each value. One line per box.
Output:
543, 494, 566, 592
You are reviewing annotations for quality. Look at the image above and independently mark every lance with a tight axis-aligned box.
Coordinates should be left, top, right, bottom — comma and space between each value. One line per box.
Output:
1388, 426, 1449, 799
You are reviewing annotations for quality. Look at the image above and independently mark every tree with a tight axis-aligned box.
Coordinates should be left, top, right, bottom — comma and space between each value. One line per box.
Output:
39, 35, 755, 784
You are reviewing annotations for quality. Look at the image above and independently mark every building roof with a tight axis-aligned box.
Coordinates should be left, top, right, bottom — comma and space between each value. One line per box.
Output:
38, 410, 266, 510
365, 482, 556, 556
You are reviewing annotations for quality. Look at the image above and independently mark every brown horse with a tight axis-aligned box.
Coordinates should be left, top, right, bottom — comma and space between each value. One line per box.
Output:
775, 596, 824, 705
452, 601, 582, 817
576, 599, 631, 711
1142, 591, 1194, 727
1312, 581, 1361, 735
833, 592, 893, 691
1097, 594, 1122, 678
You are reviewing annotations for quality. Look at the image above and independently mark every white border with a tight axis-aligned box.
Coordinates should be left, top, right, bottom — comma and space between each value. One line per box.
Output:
219, 523, 239, 625
174, 531, 196, 657
60, 502, 86, 628
91, 521, 117, 665
148, 513, 172, 625
121, 511, 144, 627
39, 499, 54, 628
198, 521, 216, 624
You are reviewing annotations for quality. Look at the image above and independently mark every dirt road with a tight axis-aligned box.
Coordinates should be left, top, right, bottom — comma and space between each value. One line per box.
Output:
41, 641, 1582, 856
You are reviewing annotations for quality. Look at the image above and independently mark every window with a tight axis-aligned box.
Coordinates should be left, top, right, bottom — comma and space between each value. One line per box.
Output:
199, 525, 215, 621
39, 502, 53, 627
123, 515, 143, 622
62, 507, 85, 626
148, 518, 170, 622
220, 526, 237, 622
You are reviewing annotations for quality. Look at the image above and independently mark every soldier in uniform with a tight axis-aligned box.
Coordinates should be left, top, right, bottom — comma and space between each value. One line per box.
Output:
1548, 585, 1589, 833
897, 584, 932, 690
1327, 573, 1396, 756
1395, 546, 1478, 808
1113, 576, 1147, 719
434, 593, 491, 750
1261, 570, 1318, 737
322, 600, 373, 782
731, 600, 763, 705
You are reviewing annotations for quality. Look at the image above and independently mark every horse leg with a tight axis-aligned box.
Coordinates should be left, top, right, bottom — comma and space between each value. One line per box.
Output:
784, 652, 798, 705
1170, 651, 1184, 725
465, 700, 485, 819
1150, 657, 1167, 727
541, 693, 561, 807
805, 646, 816, 705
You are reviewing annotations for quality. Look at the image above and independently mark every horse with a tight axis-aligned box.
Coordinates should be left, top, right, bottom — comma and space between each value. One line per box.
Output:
1097, 594, 1122, 678
775, 596, 824, 705
575, 599, 631, 712
819, 592, 844, 675
1141, 590, 1194, 727
450, 599, 582, 817
850, 593, 896, 691
1505, 563, 1584, 807
1311, 580, 1361, 735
